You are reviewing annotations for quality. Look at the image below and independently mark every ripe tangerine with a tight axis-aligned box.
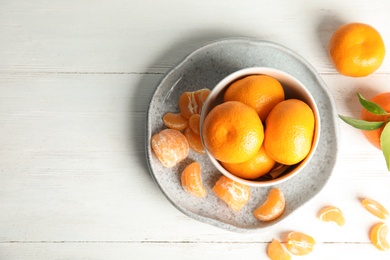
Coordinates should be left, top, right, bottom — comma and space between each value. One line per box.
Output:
202, 101, 264, 164
360, 92, 390, 150
264, 99, 315, 165
220, 144, 275, 180
328, 22, 385, 77
223, 74, 285, 122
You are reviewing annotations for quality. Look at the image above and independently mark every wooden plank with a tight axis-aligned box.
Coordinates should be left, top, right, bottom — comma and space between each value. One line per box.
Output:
0, 242, 389, 259
0, 0, 389, 74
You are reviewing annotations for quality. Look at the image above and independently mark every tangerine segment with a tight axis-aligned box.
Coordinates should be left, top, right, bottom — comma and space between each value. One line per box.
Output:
212, 175, 250, 211
362, 198, 389, 220
162, 112, 189, 131
286, 232, 315, 256
202, 101, 264, 164
179, 88, 210, 119
360, 92, 390, 150
264, 99, 315, 165
267, 239, 291, 260
189, 114, 201, 135
253, 188, 285, 222
181, 162, 206, 198
318, 206, 345, 226
224, 75, 285, 122
370, 223, 390, 251
184, 127, 205, 154
151, 129, 189, 168
221, 144, 275, 180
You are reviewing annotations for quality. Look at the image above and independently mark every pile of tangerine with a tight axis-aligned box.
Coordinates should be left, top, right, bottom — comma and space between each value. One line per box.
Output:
151, 73, 316, 223
202, 74, 315, 178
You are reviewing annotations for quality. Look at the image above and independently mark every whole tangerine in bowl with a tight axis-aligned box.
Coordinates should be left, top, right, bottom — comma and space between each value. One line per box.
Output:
200, 67, 320, 187
201, 100, 264, 164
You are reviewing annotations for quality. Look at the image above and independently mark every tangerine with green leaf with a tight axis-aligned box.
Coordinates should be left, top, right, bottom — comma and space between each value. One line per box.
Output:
339, 92, 390, 170
360, 92, 390, 150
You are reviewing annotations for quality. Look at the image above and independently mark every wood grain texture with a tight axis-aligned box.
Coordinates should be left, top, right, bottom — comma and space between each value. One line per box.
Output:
1, 0, 390, 259
0, 243, 387, 260
1, 0, 390, 74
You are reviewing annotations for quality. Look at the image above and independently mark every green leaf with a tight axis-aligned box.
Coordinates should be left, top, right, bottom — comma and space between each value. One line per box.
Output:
357, 92, 389, 115
339, 115, 384, 130
380, 122, 390, 171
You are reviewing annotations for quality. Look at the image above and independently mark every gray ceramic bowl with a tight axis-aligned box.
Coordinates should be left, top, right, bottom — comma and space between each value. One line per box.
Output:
200, 67, 321, 187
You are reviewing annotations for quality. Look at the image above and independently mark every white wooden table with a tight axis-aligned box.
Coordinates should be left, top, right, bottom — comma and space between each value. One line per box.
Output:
1, 0, 390, 259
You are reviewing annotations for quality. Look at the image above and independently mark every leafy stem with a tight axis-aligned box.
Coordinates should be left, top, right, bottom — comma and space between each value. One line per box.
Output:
338, 115, 384, 130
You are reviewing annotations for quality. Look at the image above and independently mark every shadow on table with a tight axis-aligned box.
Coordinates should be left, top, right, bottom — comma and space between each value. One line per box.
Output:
130, 29, 249, 181
315, 12, 345, 54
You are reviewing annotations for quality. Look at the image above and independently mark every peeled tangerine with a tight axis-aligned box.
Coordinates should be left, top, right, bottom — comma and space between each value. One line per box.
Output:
254, 188, 285, 222
184, 127, 205, 154
188, 114, 201, 135
151, 129, 189, 168
265, 99, 315, 165
212, 175, 250, 211
181, 162, 206, 198
370, 223, 390, 251
362, 198, 389, 220
267, 239, 291, 260
179, 88, 210, 119
162, 112, 189, 131
318, 206, 345, 226
286, 231, 316, 256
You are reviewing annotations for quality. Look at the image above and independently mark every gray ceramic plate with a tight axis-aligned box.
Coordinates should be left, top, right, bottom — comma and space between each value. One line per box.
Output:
146, 38, 339, 233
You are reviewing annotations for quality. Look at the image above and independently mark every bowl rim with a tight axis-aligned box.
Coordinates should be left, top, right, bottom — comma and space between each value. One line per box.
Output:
200, 66, 321, 187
